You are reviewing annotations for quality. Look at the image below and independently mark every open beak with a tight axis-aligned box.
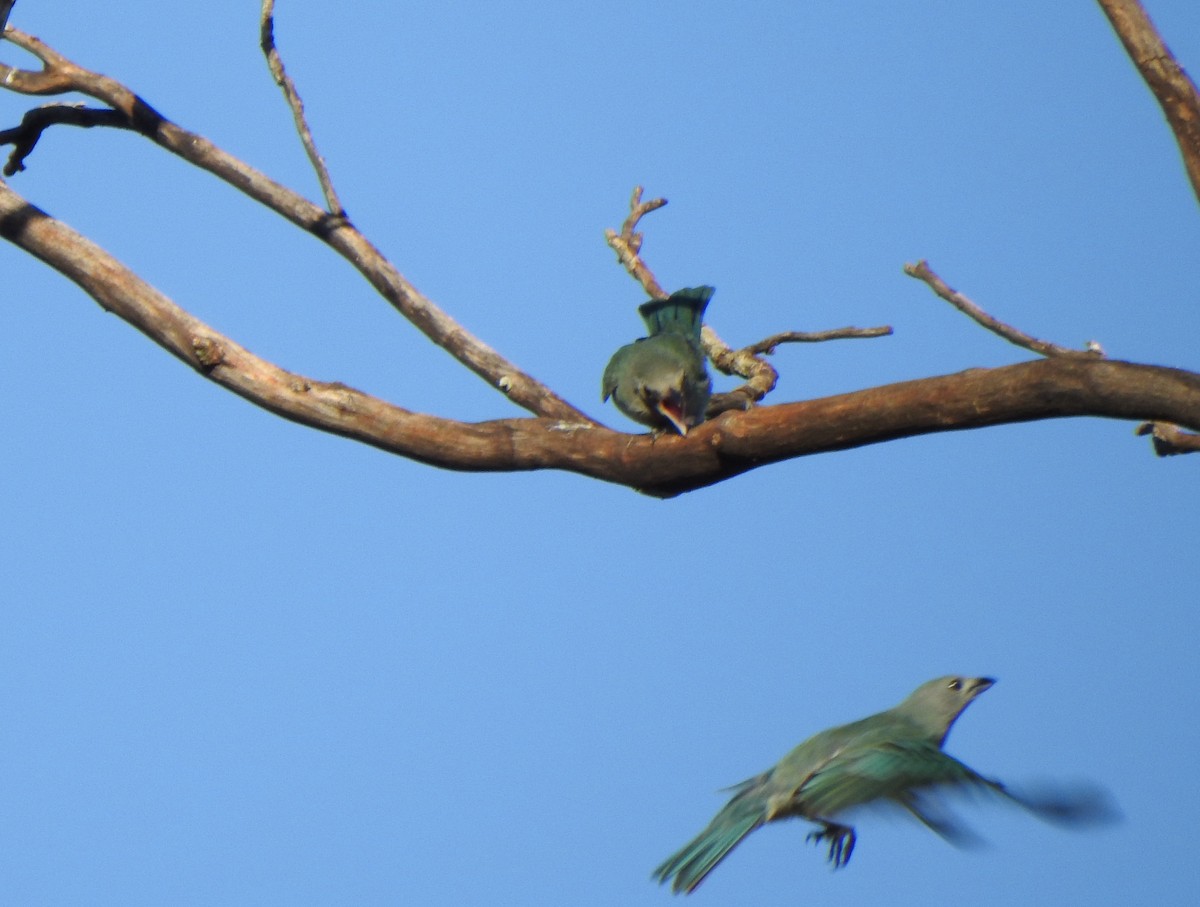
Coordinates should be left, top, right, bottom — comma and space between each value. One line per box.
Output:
655, 398, 690, 435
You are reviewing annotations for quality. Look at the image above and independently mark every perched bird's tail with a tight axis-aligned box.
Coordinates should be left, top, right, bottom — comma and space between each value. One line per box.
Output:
638, 286, 714, 341
653, 792, 764, 895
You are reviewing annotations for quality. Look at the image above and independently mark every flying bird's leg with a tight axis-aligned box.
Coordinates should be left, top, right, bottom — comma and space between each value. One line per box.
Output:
805, 821, 856, 868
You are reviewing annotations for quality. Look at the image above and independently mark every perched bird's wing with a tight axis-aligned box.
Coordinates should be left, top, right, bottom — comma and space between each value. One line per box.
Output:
600, 346, 626, 402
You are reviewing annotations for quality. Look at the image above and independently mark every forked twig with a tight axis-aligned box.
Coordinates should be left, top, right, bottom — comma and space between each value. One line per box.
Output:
605, 187, 893, 413
604, 186, 668, 299
0, 25, 588, 423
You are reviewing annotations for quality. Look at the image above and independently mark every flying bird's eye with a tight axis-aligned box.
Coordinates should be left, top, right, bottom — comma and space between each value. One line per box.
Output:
948, 678, 962, 691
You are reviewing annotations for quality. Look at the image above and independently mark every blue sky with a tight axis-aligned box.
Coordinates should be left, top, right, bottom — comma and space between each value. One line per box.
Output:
3, 2, 1198, 904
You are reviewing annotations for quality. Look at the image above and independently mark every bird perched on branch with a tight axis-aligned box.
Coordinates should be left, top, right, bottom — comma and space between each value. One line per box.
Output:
602, 286, 713, 435
653, 675, 1116, 895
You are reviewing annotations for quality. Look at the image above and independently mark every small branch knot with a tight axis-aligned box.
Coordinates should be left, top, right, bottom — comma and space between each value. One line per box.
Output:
192, 336, 225, 369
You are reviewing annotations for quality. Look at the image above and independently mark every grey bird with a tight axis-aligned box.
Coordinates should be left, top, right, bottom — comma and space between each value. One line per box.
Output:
653, 676, 1116, 894
602, 286, 713, 434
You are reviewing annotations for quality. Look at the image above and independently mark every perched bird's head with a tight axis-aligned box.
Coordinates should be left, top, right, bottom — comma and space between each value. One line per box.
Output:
894, 675, 995, 747
602, 334, 710, 435
640, 378, 692, 435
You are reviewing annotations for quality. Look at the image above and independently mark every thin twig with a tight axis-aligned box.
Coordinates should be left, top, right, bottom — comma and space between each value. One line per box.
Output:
604, 186, 668, 298
1096, 0, 1200, 207
259, 0, 344, 216
604, 186, 893, 413
602, 189, 777, 410
1135, 421, 1200, 456
743, 326, 893, 356
702, 325, 894, 416
903, 260, 1103, 359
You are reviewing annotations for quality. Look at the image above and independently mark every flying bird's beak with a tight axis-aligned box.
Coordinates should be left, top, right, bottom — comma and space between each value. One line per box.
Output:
971, 677, 996, 695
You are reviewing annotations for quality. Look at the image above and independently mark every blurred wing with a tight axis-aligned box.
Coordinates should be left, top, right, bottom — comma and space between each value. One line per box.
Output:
1002, 781, 1122, 828
799, 739, 1005, 818
803, 740, 1120, 835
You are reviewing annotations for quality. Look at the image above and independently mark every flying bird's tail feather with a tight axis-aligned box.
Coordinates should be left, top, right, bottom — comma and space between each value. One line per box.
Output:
653, 797, 763, 895
638, 286, 713, 341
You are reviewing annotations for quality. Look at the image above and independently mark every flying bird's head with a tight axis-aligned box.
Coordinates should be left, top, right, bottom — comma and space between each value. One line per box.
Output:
895, 675, 995, 747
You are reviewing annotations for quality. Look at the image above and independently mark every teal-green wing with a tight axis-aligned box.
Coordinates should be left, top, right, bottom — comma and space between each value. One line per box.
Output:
798, 739, 1004, 819
800, 738, 1118, 836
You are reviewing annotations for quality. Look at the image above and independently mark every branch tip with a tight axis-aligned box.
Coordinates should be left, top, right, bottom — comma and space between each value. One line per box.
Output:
1135, 421, 1200, 456
904, 260, 1102, 360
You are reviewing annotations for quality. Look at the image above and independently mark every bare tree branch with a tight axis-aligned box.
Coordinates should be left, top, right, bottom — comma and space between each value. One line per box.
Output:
3, 18, 1198, 497
0, 104, 131, 176
0, 26, 591, 423
742, 326, 894, 356
703, 322, 780, 415
259, 0, 344, 216
4, 178, 1198, 497
604, 186, 669, 299
1096, 0, 1200, 206
1135, 421, 1200, 456
704, 323, 894, 416
604, 187, 893, 417
904, 260, 1104, 359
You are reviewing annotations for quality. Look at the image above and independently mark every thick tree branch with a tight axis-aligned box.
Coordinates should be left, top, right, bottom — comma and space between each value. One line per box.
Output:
1097, 0, 1200, 206
4, 180, 1197, 498
0, 27, 589, 423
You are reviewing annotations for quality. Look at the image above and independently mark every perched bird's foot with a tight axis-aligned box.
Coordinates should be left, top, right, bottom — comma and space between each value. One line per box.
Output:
806, 822, 856, 868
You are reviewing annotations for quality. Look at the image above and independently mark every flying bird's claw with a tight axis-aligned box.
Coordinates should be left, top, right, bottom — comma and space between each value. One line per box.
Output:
806, 822, 856, 868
